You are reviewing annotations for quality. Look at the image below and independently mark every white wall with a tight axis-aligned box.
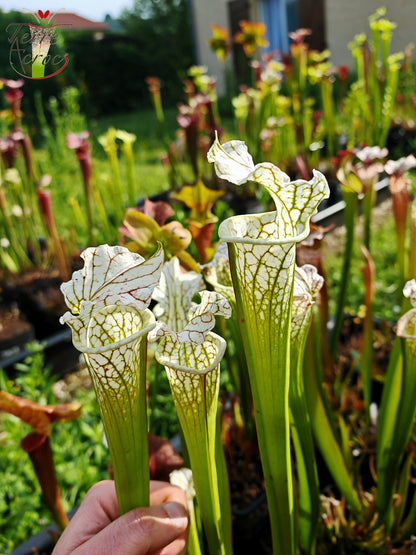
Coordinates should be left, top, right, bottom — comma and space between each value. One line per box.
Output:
326, 0, 416, 66
189, 0, 231, 95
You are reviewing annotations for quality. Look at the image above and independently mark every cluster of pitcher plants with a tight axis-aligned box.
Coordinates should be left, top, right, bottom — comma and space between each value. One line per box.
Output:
1, 8, 416, 555
55, 132, 416, 554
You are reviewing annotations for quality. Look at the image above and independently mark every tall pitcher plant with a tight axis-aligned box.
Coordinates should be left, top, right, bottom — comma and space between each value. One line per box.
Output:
60, 244, 163, 514
208, 137, 329, 554
150, 258, 233, 555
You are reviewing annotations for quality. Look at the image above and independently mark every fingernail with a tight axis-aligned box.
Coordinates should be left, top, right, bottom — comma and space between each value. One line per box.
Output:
164, 502, 188, 529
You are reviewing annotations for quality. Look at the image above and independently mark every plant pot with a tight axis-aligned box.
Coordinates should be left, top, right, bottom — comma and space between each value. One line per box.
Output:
0, 306, 35, 362
10, 506, 78, 555
313, 177, 390, 227
1, 327, 81, 380
0, 267, 82, 379
2, 269, 68, 340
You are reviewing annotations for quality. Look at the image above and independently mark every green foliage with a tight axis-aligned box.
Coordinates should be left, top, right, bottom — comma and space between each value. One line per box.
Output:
0, 345, 109, 552
0, 10, 31, 81
0, 87, 179, 272
64, 32, 149, 115
0, 344, 183, 552
1, 7, 416, 551
119, 0, 194, 105
324, 208, 401, 322
344, 9, 403, 148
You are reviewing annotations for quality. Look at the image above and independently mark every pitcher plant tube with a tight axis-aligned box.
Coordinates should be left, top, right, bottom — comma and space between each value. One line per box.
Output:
150, 257, 233, 555
208, 136, 329, 555
290, 264, 324, 554
203, 242, 254, 438
66, 131, 94, 244
60, 244, 164, 514
329, 147, 386, 357
385, 154, 416, 292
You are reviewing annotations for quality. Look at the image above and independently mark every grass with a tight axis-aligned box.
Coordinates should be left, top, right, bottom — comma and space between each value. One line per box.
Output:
89, 107, 178, 148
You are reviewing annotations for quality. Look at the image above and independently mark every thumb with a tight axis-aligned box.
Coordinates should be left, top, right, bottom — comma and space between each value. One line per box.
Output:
75, 501, 189, 555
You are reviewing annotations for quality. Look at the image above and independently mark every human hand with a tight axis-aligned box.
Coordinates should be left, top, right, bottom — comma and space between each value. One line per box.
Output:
52, 480, 189, 555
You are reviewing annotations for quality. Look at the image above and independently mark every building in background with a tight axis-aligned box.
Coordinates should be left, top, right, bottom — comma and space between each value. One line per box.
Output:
189, 0, 416, 94
52, 12, 109, 38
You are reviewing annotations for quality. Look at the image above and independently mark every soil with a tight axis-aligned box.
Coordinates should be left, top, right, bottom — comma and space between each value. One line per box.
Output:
220, 392, 269, 550
0, 266, 79, 370
1, 268, 68, 340
0, 305, 35, 359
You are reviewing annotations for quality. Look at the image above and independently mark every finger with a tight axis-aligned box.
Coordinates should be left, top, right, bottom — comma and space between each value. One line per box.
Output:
73, 502, 189, 555
149, 482, 189, 554
150, 481, 188, 507
52, 481, 119, 554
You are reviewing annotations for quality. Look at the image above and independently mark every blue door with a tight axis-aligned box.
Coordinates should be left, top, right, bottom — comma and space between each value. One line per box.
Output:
257, 0, 299, 54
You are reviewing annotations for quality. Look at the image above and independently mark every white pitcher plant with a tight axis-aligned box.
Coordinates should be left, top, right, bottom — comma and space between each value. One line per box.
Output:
29, 24, 57, 79
208, 136, 329, 555
60, 244, 163, 514
149, 257, 233, 555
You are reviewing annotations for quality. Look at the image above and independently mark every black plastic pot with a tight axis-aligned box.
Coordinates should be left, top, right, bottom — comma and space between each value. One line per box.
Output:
10, 507, 78, 555
1, 327, 80, 379
312, 177, 389, 227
